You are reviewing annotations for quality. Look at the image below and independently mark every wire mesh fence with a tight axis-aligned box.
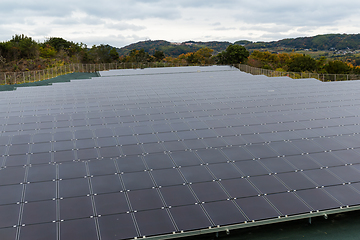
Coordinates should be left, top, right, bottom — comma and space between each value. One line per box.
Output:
1, 62, 360, 85
0, 62, 207, 85
235, 64, 360, 82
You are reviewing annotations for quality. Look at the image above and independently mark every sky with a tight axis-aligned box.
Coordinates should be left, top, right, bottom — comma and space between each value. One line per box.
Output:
1, 0, 360, 48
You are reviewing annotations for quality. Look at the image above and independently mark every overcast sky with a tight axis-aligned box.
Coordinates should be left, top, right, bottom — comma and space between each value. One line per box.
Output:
1, 0, 360, 48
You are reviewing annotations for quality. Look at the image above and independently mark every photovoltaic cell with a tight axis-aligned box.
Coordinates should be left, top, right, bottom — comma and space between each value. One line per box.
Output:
88, 159, 117, 176
60, 218, 98, 240
207, 162, 243, 180
91, 175, 122, 194
58, 161, 87, 179
248, 175, 288, 194
0, 204, 20, 228
122, 171, 155, 190
151, 168, 184, 186
266, 192, 311, 216
98, 213, 137, 240
323, 185, 360, 206
116, 155, 146, 173
220, 178, 259, 198
235, 196, 279, 221
4, 155, 28, 167
295, 188, 340, 211
94, 192, 129, 215
302, 169, 343, 187
203, 200, 246, 226
169, 204, 212, 232
22, 200, 56, 224
179, 165, 214, 183
276, 171, 316, 190
220, 146, 253, 161
0, 184, 23, 204
60, 196, 94, 220
19, 222, 57, 240
190, 181, 228, 202
283, 155, 320, 170
258, 157, 296, 173
3, 66, 360, 240
135, 208, 175, 237
245, 144, 279, 159
127, 188, 164, 211
25, 181, 56, 201
328, 165, 360, 183
234, 160, 270, 176
27, 164, 56, 182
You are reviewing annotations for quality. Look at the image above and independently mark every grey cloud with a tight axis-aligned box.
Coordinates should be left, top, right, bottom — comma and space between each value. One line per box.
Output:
212, 22, 221, 26
173, 0, 241, 8
81, 34, 147, 47
214, 27, 237, 31
107, 22, 146, 31
51, 14, 105, 26
1, 0, 181, 24
1, 0, 360, 46
80, 0, 181, 20
238, 24, 294, 33
235, 0, 360, 27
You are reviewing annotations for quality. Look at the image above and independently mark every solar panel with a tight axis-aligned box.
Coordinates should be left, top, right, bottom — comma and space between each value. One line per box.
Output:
1, 66, 360, 239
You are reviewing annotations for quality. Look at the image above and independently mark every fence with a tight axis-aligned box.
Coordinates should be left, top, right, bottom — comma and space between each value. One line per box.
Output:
1, 62, 360, 85
235, 64, 360, 82
0, 62, 208, 85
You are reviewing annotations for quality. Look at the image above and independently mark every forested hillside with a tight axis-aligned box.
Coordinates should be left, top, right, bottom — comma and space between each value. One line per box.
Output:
240, 34, 360, 51
116, 40, 231, 57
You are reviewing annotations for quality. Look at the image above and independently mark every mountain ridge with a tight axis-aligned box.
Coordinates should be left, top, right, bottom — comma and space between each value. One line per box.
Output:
116, 33, 360, 57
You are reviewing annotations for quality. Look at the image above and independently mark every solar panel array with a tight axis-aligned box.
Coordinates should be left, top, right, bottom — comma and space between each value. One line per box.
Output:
1, 66, 360, 240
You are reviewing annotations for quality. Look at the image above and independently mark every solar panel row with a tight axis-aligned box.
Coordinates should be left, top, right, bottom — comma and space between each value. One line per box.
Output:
1, 66, 360, 240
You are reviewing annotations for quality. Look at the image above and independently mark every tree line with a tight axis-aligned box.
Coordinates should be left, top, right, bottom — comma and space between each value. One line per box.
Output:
247, 50, 360, 74
1, 34, 359, 75
0, 35, 249, 72
120, 44, 249, 65
0, 35, 121, 72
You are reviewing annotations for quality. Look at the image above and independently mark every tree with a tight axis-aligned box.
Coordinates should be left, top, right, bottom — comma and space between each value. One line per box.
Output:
216, 44, 249, 64
215, 51, 227, 65
44, 37, 72, 52
153, 50, 165, 62
288, 54, 316, 72
39, 45, 57, 58
8, 34, 39, 60
109, 48, 119, 61
325, 60, 351, 74
88, 44, 114, 63
315, 56, 327, 73
225, 44, 249, 64
195, 47, 214, 64
126, 49, 152, 62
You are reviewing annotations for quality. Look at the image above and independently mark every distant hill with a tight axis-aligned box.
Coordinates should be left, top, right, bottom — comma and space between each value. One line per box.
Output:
116, 40, 231, 57
241, 34, 360, 51
116, 34, 360, 58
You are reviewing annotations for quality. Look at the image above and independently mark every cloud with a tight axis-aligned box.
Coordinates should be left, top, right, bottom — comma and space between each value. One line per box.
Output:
1, 0, 360, 47
213, 27, 237, 31
234, 0, 360, 27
